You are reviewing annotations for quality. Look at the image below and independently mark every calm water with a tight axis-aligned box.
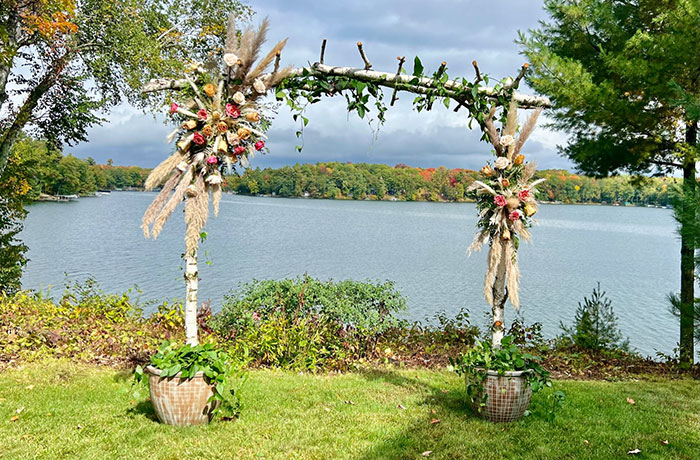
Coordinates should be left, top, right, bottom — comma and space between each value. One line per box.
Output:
20, 192, 680, 357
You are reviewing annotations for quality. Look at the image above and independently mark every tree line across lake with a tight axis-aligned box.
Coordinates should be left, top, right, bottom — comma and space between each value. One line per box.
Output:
224, 162, 681, 206
8, 135, 681, 206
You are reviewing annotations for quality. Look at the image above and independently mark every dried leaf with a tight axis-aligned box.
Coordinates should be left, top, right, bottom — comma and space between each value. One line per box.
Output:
76, 424, 83, 430
15, 407, 24, 414
659, 440, 669, 446
626, 397, 635, 405
345, 400, 355, 405
430, 409, 437, 415
25, 385, 34, 390
10, 415, 19, 422
422, 451, 432, 457
430, 418, 441, 425
323, 407, 330, 412
628, 448, 641, 455
584, 440, 589, 445
441, 390, 448, 394
397, 404, 406, 410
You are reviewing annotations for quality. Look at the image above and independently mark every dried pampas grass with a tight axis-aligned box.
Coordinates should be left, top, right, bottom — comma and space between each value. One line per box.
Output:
514, 107, 543, 156
151, 167, 193, 238
142, 171, 182, 237
184, 173, 210, 255
144, 152, 184, 191
246, 38, 287, 84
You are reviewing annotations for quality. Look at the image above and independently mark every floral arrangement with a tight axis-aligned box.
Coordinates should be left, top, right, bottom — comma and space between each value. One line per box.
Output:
467, 101, 545, 309
141, 17, 292, 255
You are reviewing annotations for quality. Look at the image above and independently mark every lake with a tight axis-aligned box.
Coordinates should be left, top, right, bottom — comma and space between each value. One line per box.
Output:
20, 192, 680, 357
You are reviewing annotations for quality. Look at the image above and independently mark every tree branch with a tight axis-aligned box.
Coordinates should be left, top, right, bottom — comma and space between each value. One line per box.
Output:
142, 63, 552, 109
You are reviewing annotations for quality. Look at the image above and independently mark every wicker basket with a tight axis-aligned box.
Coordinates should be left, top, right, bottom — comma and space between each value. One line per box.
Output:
146, 365, 219, 426
466, 369, 532, 422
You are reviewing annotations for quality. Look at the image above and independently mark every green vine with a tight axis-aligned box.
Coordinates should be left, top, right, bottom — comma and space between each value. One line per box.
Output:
276, 57, 521, 152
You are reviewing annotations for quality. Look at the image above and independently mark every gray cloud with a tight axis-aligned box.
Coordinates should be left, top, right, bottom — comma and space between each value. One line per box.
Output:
70, 0, 573, 171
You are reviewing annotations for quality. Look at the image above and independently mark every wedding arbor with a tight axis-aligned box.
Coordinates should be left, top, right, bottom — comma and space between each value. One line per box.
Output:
141, 16, 551, 348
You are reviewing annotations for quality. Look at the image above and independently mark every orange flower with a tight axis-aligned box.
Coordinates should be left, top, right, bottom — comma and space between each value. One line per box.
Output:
183, 120, 197, 130
237, 127, 251, 139
501, 178, 510, 188
481, 165, 495, 177
514, 154, 525, 166
494, 321, 503, 328
245, 112, 260, 122
217, 121, 228, 133
203, 83, 216, 98
202, 125, 213, 137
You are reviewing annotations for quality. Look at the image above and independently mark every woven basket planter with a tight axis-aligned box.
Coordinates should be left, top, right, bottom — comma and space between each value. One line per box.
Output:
466, 369, 532, 423
146, 365, 219, 426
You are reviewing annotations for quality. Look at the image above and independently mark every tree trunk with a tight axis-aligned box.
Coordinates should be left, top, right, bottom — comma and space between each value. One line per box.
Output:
184, 252, 199, 346
491, 240, 508, 348
679, 120, 698, 365
0, 54, 69, 176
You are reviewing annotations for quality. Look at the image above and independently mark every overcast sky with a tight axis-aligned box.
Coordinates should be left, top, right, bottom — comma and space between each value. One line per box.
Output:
69, 0, 574, 171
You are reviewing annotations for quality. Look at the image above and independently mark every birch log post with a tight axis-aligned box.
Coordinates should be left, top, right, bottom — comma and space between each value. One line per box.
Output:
491, 241, 508, 347
184, 252, 199, 345
142, 62, 551, 109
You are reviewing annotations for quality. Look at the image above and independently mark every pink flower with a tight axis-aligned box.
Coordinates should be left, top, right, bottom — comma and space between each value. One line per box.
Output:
169, 103, 178, 115
206, 155, 218, 165
254, 140, 265, 151
233, 146, 246, 156
508, 210, 521, 221
225, 103, 240, 119
518, 189, 530, 200
197, 109, 208, 121
252, 311, 261, 322
192, 132, 206, 145
494, 195, 507, 207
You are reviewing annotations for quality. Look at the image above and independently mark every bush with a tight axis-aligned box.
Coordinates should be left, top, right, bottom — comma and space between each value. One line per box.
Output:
560, 282, 629, 351
0, 278, 184, 366
209, 276, 407, 370
378, 308, 480, 365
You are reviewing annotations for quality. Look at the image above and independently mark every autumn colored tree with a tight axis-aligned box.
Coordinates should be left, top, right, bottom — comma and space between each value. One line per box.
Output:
0, 0, 252, 176
519, 0, 699, 363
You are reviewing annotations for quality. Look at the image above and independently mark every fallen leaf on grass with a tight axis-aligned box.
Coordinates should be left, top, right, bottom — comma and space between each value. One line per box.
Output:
584, 440, 589, 445
626, 398, 635, 405
16, 407, 24, 414
25, 385, 34, 390
76, 424, 83, 430
10, 415, 19, 422
628, 448, 641, 455
430, 419, 440, 425
345, 400, 354, 405
422, 451, 432, 457
441, 390, 448, 394
659, 440, 669, 446
323, 407, 330, 412
430, 409, 437, 415
397, 404, 406, 410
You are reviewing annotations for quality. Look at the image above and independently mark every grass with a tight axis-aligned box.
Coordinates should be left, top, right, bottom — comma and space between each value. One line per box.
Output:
0, 360, 697, 460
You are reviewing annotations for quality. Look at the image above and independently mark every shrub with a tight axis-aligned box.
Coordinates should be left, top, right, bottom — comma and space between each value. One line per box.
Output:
379, 308, 480, 364
560, 282, 629, 351
209, 276, 408, 369
0, 278, 184, 366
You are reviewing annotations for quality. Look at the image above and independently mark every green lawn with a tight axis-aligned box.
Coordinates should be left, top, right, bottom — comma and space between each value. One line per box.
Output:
0, 360, 697, 460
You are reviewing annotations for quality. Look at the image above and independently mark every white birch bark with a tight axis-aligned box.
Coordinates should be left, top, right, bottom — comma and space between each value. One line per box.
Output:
142, 63, 551, 109
491, 240, 508, 348
184, 252, 199, 346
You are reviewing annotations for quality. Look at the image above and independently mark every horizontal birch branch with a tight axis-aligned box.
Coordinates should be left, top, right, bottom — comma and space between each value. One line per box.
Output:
142, 62, 551, 109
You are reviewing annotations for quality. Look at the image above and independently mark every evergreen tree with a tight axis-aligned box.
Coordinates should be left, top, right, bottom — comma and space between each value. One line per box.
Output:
519, 0, 699, 364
